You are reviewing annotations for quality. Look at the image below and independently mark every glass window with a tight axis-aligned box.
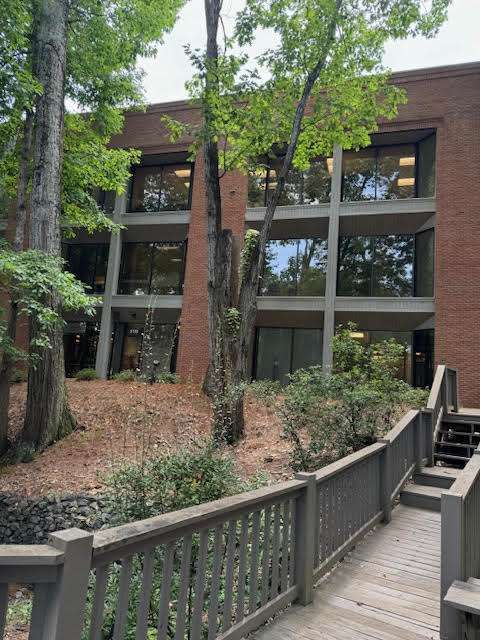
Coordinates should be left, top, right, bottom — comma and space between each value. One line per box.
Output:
65, 244, 109, 293
337, 235, 414, 297
262, 238, 327, 296
342, 140, 435, 201
248, 158, 331, 207
254, 327, 322, 384
64, 322, 100, 377
371, 235, 414, 297
118, 242, 185, 296
342, 148, 377, 201
415, 229, 434, 297
95, 190, 116, 214
417, 135, 436, 197
129, 164, 192, 212
120, 323, 176, 376
413, 329, 434, 388
118, 243, 152, 295
337, 236, 374, 296
150, 243, 185, 295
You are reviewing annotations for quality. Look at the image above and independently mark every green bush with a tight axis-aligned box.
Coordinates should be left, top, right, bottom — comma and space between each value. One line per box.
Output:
83, 440, 266, 639
111, 369, 136, 382
282, 324, 428, 472
246, 379, 282, 406
10, 369, 27, 383
156, 371, 179, 384
74, 368, 98, 381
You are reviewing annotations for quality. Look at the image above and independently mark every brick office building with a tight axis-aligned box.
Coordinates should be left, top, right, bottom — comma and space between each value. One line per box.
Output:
8, 61, 480, 405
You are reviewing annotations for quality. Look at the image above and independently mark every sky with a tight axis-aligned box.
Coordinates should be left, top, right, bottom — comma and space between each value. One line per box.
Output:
138, 0, 480, 105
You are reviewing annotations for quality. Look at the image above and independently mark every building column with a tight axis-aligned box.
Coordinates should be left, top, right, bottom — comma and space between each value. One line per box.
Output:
95, 193, 125, 378
322, 144, 342, 373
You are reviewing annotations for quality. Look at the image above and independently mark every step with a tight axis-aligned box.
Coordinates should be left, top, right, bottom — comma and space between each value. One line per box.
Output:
434, 452, 470, 467
443, 414, 480, 425
469, 578, 480, 588
444, 580, 480, 616
400, 483, 443, 511
414, 466, 460, 489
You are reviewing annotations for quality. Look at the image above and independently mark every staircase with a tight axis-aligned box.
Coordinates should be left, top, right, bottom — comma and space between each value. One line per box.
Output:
434, 412, 480, 467
400, 465, 461, 511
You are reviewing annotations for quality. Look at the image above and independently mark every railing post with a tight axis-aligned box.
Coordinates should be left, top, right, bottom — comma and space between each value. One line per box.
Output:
442, 372, 449, 416
415, 412, 424, 471
294, 472, 317, 606
378, 440, 392, 523
441, 493, 464, 639
451, 369, 460, 413
40, 528, 93, 640
423, 410, 435, 467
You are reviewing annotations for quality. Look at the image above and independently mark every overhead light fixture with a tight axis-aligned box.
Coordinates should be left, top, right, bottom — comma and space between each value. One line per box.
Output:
183, 182, 190, 188
326, 157, 334, 175
349, 331, 365, 339
175, 168, 191, 178
268, 181, 278, 189
398, 177, 415, 187
269, 169, 277, 178
399, 157, 416, 166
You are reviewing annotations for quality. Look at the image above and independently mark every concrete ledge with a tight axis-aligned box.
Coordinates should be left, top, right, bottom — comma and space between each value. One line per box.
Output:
340, 197, 436, 217
111, 294, 183, 309
122, 211, 190, 226
246, 203, 330, 222
334, 296, 435, 313
256, 296, 326, 312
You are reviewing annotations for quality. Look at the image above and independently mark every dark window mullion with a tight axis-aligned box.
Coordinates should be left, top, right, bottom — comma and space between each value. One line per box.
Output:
289, 328, 295, 376
369, 236, 375, 296
147, 243, 155, 295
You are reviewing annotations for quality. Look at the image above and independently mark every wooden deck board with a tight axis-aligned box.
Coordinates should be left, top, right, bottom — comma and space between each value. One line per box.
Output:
251, 504, 440, 640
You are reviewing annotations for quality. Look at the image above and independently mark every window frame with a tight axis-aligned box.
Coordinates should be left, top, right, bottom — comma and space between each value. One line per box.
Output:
64, 243, 109, 294
117, 241, 186, 296
127, 162, 194, 213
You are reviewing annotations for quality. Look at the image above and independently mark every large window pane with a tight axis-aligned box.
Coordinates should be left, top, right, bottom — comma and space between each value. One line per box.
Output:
337, 237, 373, 296
292, 329, 323, 371
64, 321, 100, 377
129, 164, 191, 212
248, 158, 331, 208
342, 148, 376, 201
65, 244, 109, 294
413, 329, 434, 388
255, 328, 292, 385
371, 235, 414, 296
150, 243, 185, 295
376, 145, 416, 200
415, 229, 434, 296
118, 244, 152, 295
417, 135, 436, 197
262, 238, 327, 296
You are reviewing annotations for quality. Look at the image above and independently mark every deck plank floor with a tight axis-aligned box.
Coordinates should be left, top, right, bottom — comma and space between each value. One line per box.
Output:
251, 504, 441, 640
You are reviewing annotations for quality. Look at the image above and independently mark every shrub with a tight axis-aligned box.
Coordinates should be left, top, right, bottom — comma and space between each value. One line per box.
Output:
74, 368, 98, 381
246, 379, 282, 407
84, 440, 267, 639
111, 369, 136, 382
282, 324, 428, 472
156, 371, 179, 384
10, 369, 27, 383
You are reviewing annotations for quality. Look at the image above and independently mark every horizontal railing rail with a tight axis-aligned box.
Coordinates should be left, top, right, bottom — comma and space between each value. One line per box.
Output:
2, 365, 456, 640
441, 445, 480, 639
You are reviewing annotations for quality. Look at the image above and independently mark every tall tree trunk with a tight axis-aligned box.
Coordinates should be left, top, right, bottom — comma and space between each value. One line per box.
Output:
0, 112, 34, 454
202, 0, 245, 443
20, 0, 75, 450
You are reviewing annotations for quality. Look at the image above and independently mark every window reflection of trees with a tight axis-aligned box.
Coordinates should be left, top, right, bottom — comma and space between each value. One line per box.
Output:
262, 238, 327, 296
130, 164, 191, 212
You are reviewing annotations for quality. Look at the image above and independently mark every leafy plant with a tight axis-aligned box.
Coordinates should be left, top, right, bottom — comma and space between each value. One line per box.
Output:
111, 369, 136, 382
10, 369, 27, 383
74, 368, 98, 381
282, 325, 428, 472
156, 371, 178, 384
246, 379, 282, 407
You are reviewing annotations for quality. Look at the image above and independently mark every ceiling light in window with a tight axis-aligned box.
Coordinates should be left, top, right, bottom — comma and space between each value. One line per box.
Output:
327, 157, 334, 175
397, 177, 415, 187
183, 182, 190, 188
269, 169, 277, 178
268, 181, 278, 189
399, 157, 416, 166
349, 331, 365, 339
175, 169, 191, 178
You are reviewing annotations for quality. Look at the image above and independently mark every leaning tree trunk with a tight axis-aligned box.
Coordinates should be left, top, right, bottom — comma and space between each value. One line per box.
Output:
20, 0, 75, 450
0, 112, 34, 455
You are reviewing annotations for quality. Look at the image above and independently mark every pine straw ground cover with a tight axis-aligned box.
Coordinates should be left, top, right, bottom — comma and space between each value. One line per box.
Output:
0, 381, 290, 497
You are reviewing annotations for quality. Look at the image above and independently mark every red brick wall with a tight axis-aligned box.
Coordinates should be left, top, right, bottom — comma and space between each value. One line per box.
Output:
105, 63, 480, 402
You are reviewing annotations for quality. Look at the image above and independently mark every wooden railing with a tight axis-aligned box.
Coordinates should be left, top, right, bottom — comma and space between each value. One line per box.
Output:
0, 400, 433, 640
441, 445, 480, 639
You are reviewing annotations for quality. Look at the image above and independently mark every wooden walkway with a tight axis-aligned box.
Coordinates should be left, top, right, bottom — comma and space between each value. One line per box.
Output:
252, 504, 441, 640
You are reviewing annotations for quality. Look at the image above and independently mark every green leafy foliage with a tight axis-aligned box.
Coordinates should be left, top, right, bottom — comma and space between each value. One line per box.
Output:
74, 368, 98, 381
156, 371, 179, 384
111, 369, 136, 382
282, 324, 428, 472
10, 369, 27, 383
0, 246, 97, 359
83, 440, 266, 639
246, 379, 282, 407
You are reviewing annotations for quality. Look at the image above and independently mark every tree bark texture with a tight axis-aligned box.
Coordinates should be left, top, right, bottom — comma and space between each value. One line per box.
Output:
21, 0, 75, 450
